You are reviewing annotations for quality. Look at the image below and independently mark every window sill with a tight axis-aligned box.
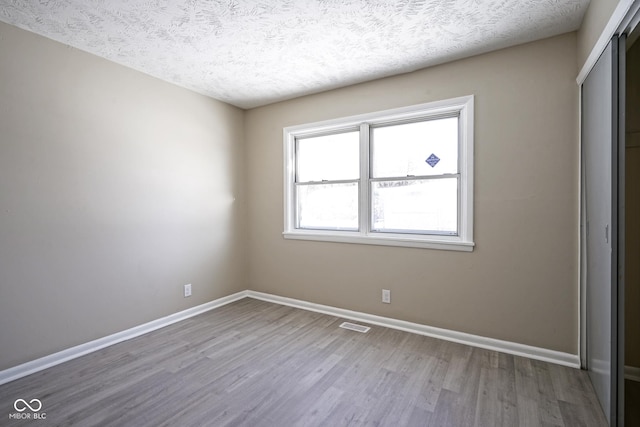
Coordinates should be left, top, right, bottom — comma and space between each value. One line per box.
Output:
283, 230, 475, 252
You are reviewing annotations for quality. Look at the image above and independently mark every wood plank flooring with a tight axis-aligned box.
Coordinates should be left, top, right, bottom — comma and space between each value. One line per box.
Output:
0, 298, 607, 426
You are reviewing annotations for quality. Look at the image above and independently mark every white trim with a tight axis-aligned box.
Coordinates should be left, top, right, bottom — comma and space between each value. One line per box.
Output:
283, 95, 474, 251
282, 230, 474, 251
579, 87, 586, 369
359, 122, 370, 235
246, 291, 580, 368
0, 291, 248, 386
625, 365, 640, 382
0, 288, 581, 386
577, 0, 638, 85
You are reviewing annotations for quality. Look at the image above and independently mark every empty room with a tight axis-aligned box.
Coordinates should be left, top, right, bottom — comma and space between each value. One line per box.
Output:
0, 0, 638, 426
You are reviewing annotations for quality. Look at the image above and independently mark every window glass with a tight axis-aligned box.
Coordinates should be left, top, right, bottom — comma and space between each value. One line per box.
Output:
297, 131, 359, 182
371, 117, 458, 178
371, 178, 458, 234
297, 182, 359, 230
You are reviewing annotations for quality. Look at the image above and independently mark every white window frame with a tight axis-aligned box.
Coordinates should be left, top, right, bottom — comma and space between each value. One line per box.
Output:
283, 95, 474, 252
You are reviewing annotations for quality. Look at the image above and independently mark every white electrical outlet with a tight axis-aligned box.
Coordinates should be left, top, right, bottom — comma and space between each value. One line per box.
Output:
382, 289, 391, 304
184, 284, 192, 297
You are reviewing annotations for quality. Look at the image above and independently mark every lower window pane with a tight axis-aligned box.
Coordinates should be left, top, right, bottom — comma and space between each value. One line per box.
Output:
372, 178, 458, 234
297, 182, 358, 230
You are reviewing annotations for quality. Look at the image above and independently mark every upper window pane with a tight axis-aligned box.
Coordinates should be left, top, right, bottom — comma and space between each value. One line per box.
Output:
296, 131, 359, 182
371, 117, 458, 178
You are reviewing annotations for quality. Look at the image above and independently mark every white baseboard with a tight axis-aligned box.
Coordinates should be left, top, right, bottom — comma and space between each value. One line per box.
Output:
246, 291, 580, 368
626, 365, 640, 382
0, 291, 248, 386
0, 288, 581, 386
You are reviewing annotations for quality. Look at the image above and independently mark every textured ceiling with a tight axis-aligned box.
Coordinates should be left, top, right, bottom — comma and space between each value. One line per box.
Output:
0, 0, 589, 109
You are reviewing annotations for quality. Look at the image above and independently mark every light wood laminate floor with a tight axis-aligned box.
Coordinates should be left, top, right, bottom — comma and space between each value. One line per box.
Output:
0, 298, 606, 426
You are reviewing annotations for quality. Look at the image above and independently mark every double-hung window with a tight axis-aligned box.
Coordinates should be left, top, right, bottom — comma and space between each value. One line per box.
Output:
284, 95, 474, 251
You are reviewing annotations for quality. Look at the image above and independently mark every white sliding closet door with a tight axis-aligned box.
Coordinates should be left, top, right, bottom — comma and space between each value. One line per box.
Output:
582, 35, 625, 426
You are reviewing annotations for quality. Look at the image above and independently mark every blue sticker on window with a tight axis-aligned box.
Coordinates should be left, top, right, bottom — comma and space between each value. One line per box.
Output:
426, 154, 440, 167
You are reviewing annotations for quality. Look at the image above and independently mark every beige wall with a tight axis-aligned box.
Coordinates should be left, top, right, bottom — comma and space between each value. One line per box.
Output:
577, 0, 620, 69
626, 39, 640, 368
0, 22, 247, 370
245, 33, 579, 354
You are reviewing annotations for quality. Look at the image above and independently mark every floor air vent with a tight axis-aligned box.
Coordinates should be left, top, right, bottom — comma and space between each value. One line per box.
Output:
339, 322, 370, 333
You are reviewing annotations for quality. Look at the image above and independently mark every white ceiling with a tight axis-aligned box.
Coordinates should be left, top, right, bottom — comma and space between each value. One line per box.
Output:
0, 0, 589, 109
